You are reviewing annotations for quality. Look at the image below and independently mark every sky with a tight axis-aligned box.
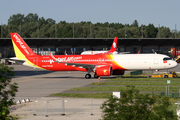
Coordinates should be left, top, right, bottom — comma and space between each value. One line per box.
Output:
0, 0, 179, 30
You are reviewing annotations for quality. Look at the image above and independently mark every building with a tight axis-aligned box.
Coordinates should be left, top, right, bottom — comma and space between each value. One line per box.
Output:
0, 37, 180, 58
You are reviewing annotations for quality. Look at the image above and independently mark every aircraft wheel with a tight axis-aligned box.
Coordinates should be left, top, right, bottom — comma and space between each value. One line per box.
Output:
164, 75, 168, 78
94, 74, 99, 78
85, 74, 91, 79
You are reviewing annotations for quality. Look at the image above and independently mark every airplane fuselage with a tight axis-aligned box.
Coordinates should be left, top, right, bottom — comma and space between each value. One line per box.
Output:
23, 54, 177, 71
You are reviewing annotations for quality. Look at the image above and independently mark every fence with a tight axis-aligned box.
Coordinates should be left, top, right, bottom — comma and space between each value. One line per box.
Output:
9, 97, 105, 119
151, 92, 180, 99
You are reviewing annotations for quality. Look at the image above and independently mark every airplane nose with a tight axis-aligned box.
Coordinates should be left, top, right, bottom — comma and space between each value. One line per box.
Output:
167, 60, 177, 69
172, 61, 178, 68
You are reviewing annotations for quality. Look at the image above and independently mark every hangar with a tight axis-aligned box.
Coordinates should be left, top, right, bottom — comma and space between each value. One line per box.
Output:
0, 37, 180, 58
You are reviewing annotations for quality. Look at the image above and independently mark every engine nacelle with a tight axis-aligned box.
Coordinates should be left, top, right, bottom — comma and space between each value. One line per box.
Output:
96, 66, 112, 76
112, 70, 125, 75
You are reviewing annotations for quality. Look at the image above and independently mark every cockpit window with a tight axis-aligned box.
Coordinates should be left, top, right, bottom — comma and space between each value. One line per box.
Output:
163, 57, 171, 61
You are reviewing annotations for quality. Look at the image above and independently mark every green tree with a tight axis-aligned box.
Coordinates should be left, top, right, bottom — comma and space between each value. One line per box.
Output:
176, 31, 180, 38
22, 22, 37, 38
126, 27, 140, 38
0, 63, 18, 119
1, 25, 10, 38
144, 24, 158, 38
38, 17, 47, 26
117, 28, 126, 38
4, 14, 177, 38
109, 28, 118, 38
8, 13, 25, 26
156, 26, 171, 38
38, 24, 51, 38
46, 18, 55, 25
47, 24, 56, 38
81, 23, 90, 38
24, 13, 39, 23
114, 23, 124, 29
101, 86, 177, 120
131, 20, 139, 27
57, 21, 73, 38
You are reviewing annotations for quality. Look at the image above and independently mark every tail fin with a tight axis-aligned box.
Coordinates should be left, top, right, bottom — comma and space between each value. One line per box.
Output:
109, 37, 117, 52
138, 49, 141, 54
170, 48, 175, 55
65, 49, 68, 55
10, 33, 36, 59
171, 48, 174, 52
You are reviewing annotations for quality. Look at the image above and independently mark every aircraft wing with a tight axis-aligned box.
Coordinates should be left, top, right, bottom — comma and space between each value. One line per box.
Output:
65, 62, 97, 69
49, 52, 97, 70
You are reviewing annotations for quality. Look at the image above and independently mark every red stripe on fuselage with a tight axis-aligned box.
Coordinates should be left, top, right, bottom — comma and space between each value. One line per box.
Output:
26, 54, 126, 71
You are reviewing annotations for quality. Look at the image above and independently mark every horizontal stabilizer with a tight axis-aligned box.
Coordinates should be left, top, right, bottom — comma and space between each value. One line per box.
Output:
7, 57, 26, 65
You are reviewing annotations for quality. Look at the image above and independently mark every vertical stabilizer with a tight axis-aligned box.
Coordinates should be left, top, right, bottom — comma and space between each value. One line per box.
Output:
110, 37, 117, 52
10, 33, 35, 59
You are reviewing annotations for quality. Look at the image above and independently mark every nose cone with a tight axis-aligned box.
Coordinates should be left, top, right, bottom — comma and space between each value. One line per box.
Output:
170, 60, 178, 68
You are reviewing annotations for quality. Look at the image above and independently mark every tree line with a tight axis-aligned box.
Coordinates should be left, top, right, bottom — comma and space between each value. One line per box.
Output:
0, 13, 179, 38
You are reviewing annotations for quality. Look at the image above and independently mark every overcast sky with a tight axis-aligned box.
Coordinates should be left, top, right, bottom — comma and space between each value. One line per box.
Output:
1, 0, 179, 30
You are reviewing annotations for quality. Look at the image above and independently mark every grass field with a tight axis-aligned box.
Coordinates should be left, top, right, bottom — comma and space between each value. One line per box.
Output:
51, 92, 111, 98
69, 86, 180, 92
107, 77, 180, 81
51, 75, 180, 98
91, 81, 180, 86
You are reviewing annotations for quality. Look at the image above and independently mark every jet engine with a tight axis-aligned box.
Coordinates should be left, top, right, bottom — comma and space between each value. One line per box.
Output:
96, 66, 112, 76
112, 70, 125, 75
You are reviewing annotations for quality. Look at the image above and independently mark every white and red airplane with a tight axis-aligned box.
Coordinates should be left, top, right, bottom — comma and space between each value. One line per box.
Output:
10, 33, 177, 79
81, 37, 118, 55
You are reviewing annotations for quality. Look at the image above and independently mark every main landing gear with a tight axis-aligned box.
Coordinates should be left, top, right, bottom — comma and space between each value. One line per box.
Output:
85, 73, 99, 79
85, 74, 91, 79
85, 69, 99, 79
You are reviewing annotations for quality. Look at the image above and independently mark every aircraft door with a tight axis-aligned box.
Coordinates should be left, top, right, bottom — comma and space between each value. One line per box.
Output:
153, 55, 158, 64
34, 57, 38, 66
29, 57, 38, 66
98, 58, 105, 64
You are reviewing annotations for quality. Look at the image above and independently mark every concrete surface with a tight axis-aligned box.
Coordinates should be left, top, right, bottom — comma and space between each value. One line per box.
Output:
9, 65, 110, 120
10, 97, 105, 120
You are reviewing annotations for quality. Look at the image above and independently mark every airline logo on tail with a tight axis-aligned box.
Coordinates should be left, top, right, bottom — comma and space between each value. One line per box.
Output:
110, 37, 117, 52
10, 33, 35, 57
13, 34, 30, 55
113, 42, 116, 48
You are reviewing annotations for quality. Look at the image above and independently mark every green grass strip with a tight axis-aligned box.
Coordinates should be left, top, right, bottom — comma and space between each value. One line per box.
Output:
106, 77, 180, 81
70, 86, 180, 92
51, 93, 112, 98
91, 81, 180, 86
